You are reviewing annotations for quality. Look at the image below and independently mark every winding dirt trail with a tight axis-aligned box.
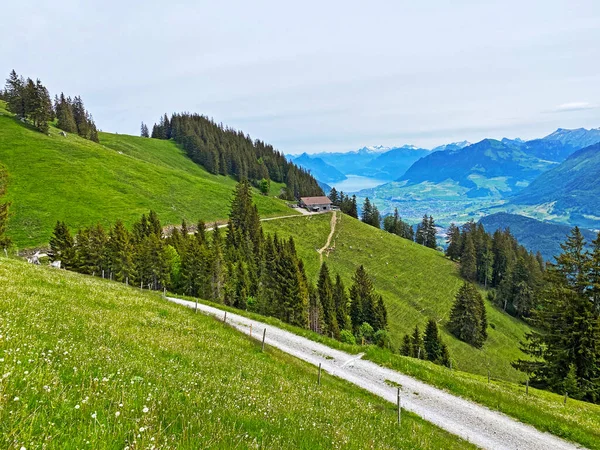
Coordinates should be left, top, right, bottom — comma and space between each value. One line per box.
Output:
165, 296, 582, 450
317, 211, 337, 263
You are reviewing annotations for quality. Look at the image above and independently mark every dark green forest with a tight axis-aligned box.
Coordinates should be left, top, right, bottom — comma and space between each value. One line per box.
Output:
149, 113, 323, 199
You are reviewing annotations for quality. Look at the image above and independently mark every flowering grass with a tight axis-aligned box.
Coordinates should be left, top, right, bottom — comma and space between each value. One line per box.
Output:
179, 293, 600, 449
0, 257, 472, 449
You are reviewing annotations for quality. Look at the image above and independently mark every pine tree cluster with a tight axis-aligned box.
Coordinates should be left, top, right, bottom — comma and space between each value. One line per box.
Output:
415, 215, 437, 249
55, 93, 99, 141
446, 221, 544, 318
383, 208, 414, 240
48, 181, 388, 344
3, 70, 98, 141
360, 197, 381, 228
513, 227, 600, 403
148, 113, 323, 199
400, 319, 451, 367
328, 188, 358, 218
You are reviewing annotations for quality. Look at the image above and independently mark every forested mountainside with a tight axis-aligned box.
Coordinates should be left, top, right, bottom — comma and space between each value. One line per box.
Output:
149, 113, 323, 200
479, 213, 597, 261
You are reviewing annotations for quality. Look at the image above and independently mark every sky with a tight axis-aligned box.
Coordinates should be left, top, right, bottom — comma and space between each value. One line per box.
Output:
3, 0, 600, 154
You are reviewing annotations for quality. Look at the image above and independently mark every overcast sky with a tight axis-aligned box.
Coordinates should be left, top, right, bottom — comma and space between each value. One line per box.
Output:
3, 0, 600, 153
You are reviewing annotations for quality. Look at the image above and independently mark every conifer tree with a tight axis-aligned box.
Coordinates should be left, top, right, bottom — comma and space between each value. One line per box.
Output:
56, 93, 77, 133
460, 234, 477, 281
4, 70, 25, 117
400, 334, 412, 356
49, 221, 76, 269
107, 220, 136, 282
448, 282, 487, 348
318, 262, 339, 337
425, 215, 437, 248
446, 223, 462, 260
333, 273, 350, 331
411, 325, 424, 358
140, 122, 149, 137
424, 319, 442, 363
328, 187, 339, 206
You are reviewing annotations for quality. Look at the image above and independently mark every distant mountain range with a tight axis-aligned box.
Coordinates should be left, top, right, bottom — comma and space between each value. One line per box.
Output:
510, 141, 600, 229
398, 128, 600, 198
478, 213, 597, 261
292, 153, 347, 183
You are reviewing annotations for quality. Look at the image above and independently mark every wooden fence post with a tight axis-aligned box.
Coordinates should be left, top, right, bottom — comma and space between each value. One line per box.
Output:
318, 363, 322, 385
262, 328, 267, 351
125, 276, 128, 286
102, 269, 104, 279
223, 311, 227, 323
526, 378, 529, 396
194, 299, 198, 313
488, 369, 490, 383
564, 392, 568, 405
397, 388, 401, 426
250, 323, 253, 337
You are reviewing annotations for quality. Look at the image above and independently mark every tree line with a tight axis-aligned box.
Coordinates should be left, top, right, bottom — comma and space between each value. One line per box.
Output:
328, 188, 358, 218
48, 180, 388, 345
3, 70, 98, 141
446, 221, 544, 318
514, 228, 600, 403
146, 113, 323, 199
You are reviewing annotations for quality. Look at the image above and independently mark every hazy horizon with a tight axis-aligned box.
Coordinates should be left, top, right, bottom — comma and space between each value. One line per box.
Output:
3, 0, 600, 154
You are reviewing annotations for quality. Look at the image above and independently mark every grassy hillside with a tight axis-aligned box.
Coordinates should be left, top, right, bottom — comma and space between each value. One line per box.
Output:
263, 212, 530, 381
0, 257, 471, 449
0, 103, 295, 249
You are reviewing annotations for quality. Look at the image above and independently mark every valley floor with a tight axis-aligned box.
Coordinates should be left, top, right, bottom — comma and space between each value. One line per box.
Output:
166, 295, 580, 450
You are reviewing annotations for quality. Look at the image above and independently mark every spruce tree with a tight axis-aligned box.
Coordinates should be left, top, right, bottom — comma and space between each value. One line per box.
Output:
460, 234, 477, 281
424, 319, 442, 363
107, 220, 136, 282
49, 221, 76, 269
445, 223, 462, 260
318, 262, 339, 337
425, 215, 437, 248
448, 282, 487, 348
333, 273, 350, 331
411, 325, 424, 358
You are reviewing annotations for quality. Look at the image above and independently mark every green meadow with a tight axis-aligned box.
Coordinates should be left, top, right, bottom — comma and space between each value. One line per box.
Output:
0, 257, 472, 449
0, 102, 295, 249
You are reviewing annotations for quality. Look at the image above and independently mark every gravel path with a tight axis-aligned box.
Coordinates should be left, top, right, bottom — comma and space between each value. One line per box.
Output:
166, 296, 582, 450
317, 211, 337, 263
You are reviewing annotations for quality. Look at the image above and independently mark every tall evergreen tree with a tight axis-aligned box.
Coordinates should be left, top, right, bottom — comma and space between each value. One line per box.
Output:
445, 223, 462, 260
448, 282, 487, 348
460, 234, 477, 281
333, 273, 350, 331
318, 262, 339, 337
107, 220, 136, 282
48, 221, 76, 269
141, 122, 149, 137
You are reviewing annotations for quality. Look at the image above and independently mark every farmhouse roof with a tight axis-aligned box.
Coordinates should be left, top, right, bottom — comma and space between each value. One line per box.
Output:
300, 196, 332, 205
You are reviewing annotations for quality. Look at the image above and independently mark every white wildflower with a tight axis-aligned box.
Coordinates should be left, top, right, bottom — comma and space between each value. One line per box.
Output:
91, 412, 97, 419
142, 406, 149, 413
115, 411, 120, 417
75, 405, 80, 409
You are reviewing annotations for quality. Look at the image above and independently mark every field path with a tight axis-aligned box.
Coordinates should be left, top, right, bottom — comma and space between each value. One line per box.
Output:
165, 296, 582, 450
317, 211, 337, 263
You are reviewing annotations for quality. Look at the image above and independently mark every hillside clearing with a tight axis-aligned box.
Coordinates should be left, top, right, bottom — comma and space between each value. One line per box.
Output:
263, 212, 531, 381
0, 106, 296, 249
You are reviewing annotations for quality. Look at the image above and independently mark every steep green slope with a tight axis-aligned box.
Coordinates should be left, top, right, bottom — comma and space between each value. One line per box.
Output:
0, 257, 470, 449
511, 142, 600, 229
0, 104, 295, 248
263, 213, 530, 380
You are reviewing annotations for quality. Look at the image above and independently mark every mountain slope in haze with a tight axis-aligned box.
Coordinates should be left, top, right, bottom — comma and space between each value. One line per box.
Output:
292, 152, 347, 183
478, 213, 597, 261
309, 147, 382, 175
359, 145, 430, 180
510, 142, 600, 228
0, 104, 295, 248
263, 213, 531, 381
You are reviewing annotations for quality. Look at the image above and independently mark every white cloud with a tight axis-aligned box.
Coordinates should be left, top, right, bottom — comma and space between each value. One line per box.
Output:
551, 102, 597, 113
